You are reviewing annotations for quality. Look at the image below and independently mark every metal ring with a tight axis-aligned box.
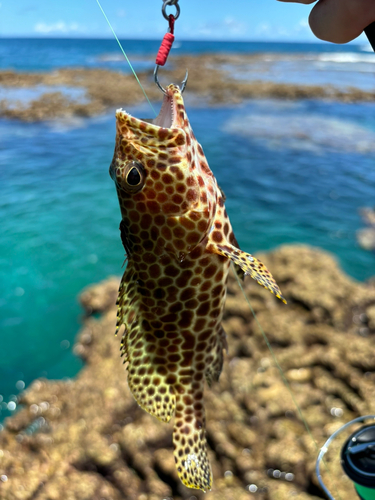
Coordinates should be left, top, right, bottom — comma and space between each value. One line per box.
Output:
162, 0, 180, 21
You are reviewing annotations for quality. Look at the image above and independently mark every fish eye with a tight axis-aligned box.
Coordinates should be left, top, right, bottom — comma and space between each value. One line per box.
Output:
127, 167, 141, 186
123, 161, 145, 193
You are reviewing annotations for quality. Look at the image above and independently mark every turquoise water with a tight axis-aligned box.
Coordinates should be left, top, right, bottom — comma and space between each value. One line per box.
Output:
1, 39, 375, 421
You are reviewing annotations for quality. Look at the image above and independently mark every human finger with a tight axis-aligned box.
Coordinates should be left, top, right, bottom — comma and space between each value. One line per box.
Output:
277, 0, 316, 4
309, 0, 375, 43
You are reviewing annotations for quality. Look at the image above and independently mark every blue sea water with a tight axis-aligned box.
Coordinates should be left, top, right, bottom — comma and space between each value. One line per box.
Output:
0, 39, 375, 421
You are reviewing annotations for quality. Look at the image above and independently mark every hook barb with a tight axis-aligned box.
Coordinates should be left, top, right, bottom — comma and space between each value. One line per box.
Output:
154, 65, 188, 95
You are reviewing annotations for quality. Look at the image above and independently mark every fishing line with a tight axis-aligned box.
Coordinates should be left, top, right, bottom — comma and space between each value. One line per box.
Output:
95, 0, 157, 116
232, 263, 343, 500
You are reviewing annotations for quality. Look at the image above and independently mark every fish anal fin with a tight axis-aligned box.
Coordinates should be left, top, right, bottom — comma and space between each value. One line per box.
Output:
208, 242, 287, 304
127, 356, 176, 423
173, 385, 212, 492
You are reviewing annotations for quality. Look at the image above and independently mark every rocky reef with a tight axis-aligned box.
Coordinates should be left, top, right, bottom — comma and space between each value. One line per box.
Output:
357, 207, 375, 253
1, 245, 375, 500
2, 54, 375, 121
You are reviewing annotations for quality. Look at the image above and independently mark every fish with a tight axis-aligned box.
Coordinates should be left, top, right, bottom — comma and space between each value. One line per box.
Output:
109, 84, 286, 492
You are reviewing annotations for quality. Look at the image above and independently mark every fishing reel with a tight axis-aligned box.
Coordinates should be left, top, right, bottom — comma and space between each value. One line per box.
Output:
316, 416, 375, 500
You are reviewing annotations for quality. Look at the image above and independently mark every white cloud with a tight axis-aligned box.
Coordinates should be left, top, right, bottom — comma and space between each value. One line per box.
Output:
192, 17, 248, 38
34, 21, 81, 34
116, 9, 126, 18
223, 17, 246, 35
255, 23, 271, 35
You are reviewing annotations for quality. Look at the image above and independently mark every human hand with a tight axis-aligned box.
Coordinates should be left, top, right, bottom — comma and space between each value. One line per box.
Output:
277, 0, 375, 43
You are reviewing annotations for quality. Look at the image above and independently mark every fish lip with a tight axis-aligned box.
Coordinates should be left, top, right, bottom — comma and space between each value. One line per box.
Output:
116, 85, 178, 131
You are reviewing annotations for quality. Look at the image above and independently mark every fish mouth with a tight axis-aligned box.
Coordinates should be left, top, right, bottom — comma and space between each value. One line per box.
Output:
116, 85, 179, 132
148, 87, 177, 129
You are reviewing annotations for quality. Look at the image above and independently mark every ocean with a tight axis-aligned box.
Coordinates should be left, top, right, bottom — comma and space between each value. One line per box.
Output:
0, 38, 375, 422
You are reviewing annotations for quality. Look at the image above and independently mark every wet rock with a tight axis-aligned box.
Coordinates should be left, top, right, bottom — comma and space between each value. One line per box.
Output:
2, 54, 375, 122
1, 245, 375, 499
79, 276, 120, 315
357, 207, 375, 252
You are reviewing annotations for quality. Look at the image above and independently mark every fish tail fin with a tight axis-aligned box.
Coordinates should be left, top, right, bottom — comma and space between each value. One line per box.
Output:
208, 241, 287, 304
205, 326, 227, 387
173, 381, 212, 492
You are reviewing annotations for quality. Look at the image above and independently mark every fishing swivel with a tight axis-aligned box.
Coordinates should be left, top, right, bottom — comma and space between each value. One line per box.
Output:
154, 0, 188, 95
162, 0, 180, 21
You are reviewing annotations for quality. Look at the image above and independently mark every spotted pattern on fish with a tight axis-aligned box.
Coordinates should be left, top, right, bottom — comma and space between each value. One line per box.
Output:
109, 84, 286, 492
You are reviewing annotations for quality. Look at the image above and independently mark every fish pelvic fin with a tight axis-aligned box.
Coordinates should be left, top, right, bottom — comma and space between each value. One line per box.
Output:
173, 382, 212, 492
207, 241, 287, 304
205, 326, 227, 387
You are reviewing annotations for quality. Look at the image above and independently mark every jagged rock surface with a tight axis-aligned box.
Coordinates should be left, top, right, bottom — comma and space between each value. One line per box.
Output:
2, 54, 375, 121
1, 245, 375, 500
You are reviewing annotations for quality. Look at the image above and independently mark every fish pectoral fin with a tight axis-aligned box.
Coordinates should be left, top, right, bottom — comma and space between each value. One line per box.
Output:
207, 242, 286, 304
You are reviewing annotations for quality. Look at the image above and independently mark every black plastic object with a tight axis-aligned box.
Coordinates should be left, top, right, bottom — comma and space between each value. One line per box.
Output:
365, 22, 375, 52
341, 425, 375, 500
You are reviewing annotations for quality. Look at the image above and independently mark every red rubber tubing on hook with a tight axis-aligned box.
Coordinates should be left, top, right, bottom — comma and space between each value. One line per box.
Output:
155, 32, 175, 66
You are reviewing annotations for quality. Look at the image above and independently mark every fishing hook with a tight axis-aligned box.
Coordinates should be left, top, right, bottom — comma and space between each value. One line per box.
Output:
154, 64, 188, 95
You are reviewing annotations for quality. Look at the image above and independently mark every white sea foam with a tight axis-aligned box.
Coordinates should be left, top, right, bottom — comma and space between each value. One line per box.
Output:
225, 111, 375, 154
316, 52, 375, 64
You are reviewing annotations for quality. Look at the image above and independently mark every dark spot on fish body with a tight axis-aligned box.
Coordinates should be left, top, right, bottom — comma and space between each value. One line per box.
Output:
153, 215, 165, 227
166, 186, 174, 195
168, 156, 180, 165
164, 203, 180, 214
170, 167, 183, 181
162, 173, 173, 184
172, 194, 183, 205
143, 240, 154, 252
178, 311, 194, 328
175, 273, 191, 289
174, 239, 185, 252
169, 302, 183, 314
158, 128, 169, 140
136, 202, 146, 213
161, 226, 172, 241
180, 287, 195, 301
194, 318, 207, 333
146, 200, 160, 214
200, 192, 208, 204
153, 288, 165, 300
157, 365, 168, 376
156, 192, 167, 204
203, 264, 217, 279
212, 231, 223, 243
157, 162, 167, 170
187, 189, 198, 203
197, 220, 209, 233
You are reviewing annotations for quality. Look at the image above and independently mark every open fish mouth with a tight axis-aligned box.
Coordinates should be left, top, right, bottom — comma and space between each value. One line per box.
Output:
116, 84, 179, 132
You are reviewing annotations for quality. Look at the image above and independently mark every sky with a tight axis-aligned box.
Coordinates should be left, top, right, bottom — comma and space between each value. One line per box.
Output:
0, 0, 369, 43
